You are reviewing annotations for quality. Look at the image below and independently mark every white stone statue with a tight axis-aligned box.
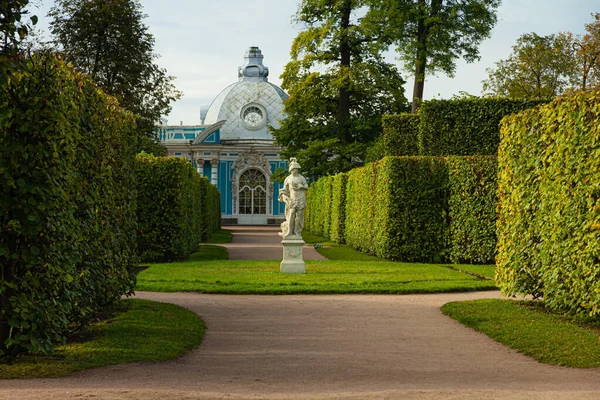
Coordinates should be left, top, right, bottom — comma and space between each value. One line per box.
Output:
278, 157, 308, 239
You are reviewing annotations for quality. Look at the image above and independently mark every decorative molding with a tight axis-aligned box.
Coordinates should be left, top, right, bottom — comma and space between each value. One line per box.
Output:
231, 149, 274, 217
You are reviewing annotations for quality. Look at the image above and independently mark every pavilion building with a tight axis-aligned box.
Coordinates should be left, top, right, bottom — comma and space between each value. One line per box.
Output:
155, 47, 288, 225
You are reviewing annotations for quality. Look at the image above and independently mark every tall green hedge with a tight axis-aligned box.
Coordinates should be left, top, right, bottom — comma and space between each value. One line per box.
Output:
447, 156, 498, 264
497, 90, 600, 317
305, 176, 333, 238
200, 178, 221, 242
344, 157, 449, 262
0, 53, 138, 357
309, 156, 498, 264
419, 98, 548, 156
329, 172, 347, 243
382, 113, 420, 156
136, 155, 219, 262
373, 157, 449, 262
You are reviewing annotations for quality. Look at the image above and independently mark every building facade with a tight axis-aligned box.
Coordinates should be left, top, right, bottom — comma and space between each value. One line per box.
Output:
156, 47, 288, 225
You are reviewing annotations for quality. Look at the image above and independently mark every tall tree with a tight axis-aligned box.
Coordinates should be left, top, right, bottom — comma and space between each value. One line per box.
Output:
368, 0, 500, 112
49, 0, 181, 154
573, 13, 600, 91
272, 0, 408, 179
482, 33, 578, 99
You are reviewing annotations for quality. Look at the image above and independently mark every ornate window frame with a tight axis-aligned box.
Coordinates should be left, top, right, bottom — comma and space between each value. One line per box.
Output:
231, 149, 274, 215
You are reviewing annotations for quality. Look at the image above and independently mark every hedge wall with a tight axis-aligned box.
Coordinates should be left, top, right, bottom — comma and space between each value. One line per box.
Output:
447, 156, 497, 264
308, 156, 498, 264
382, 113, 420, 156
344, 164, 376, 254
0, 53, 138, 357
305, 176, 333, 238
136, 155, 219, 262
329, 172, 347, 243
497, 90, 600, 317
419, 98, 548, 156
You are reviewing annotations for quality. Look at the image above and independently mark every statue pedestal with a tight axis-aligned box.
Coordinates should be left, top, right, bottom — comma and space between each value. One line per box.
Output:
280, 238, 306, 274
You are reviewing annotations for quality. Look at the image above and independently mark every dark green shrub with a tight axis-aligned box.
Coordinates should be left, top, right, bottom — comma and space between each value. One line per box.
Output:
0, 53, 137, 357
447, 156, 497, 264
372, 157, 449, 262
344, 164, 375, 253
200, 177, 221, 242
497, 90, 600, 316
305, 176, 333, 238
383, 113, 420, 156
136, 155, 220, 261
419, 98, 548, 156
329, 172, 347, 243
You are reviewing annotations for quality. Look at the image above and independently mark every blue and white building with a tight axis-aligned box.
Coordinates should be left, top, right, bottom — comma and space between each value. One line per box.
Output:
156, 47, 288, 225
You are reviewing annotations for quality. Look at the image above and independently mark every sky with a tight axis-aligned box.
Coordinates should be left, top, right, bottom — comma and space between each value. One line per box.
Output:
29, 0, 599, 125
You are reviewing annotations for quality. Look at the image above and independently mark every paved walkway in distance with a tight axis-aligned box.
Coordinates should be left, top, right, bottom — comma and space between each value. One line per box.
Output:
219, 225, 327, 260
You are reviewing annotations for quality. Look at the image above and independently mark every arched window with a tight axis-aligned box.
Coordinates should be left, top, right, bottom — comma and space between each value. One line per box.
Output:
238, 169, 267, 215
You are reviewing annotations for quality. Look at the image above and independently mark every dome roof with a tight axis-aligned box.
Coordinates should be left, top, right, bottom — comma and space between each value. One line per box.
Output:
203, 47, 288, 143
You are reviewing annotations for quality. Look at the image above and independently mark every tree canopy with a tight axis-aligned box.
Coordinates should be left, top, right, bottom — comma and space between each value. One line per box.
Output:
368, 0, 501, 112
49, 0, 181, 154
272, 0, 408, 179
483, 13, 600, 99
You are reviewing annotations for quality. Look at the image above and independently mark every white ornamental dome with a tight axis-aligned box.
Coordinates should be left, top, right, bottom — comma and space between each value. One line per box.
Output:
203, 47, 288, 144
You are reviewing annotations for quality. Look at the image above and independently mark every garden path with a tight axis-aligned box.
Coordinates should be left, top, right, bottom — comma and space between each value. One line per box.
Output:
220, 225, 327, 260
3, 291, 600, 400
3, 226, 600, 399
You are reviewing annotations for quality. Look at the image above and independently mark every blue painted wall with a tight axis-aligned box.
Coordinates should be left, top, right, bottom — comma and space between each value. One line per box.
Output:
218, 161, 234, 215
270, 161, 288, 216
202, 160, 211, 179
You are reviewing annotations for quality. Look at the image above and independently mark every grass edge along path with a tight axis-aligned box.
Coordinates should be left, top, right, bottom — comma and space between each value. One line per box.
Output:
0, 299, 205, 379
442, 298, 600, 368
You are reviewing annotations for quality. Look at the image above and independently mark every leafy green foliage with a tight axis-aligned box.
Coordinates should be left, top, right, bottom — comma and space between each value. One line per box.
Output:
0, 52, 138, 358
382, 113, 420, 156
305, 176, 333, 238
419, 98, 548, 156
135, 155, 220, 262
308, 155, 498, 264
344, 157, 449, 262
0, 0, 37, 57
442, 299, 600, 368
49, 0, 181, 154
329, 173, 348, 244
271, 0, 407, 179
0, 299, 205, 379
482, 32, 579, 98
497, 90, 600, 317
447, 156, 497, 264
367, 0, 500, 111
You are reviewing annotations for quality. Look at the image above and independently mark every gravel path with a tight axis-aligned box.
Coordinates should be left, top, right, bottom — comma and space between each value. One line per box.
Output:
2, 226, 600, 399
3, 291, 600, 399
219, 226, 326, 260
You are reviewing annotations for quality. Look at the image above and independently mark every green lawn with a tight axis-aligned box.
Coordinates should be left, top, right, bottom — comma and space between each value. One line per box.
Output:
136, 259, 497, 294
0, 299, 205, 379
442, 299, 600, 368
203, 229, 233, 244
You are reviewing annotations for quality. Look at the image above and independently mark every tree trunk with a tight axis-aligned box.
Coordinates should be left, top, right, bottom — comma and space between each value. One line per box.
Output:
411, 0, 443, 113
338, 0, 352, 140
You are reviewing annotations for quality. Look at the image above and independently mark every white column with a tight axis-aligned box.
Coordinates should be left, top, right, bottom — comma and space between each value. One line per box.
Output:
210, 159, 219, 185
196, 158, 204, 175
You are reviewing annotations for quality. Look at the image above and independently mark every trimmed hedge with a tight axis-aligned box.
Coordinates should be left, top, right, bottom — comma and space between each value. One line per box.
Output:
307, 156, 498, 264
0, 53, 138, 357
329, 172, 347, 243
136, 155, 220, 262
382, 113, 420, 156
419, 98, 548, 156
447, 156, 498, 264
344, 157, 449, 262
305, 176, 333, 238
497, 90, 600, 317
